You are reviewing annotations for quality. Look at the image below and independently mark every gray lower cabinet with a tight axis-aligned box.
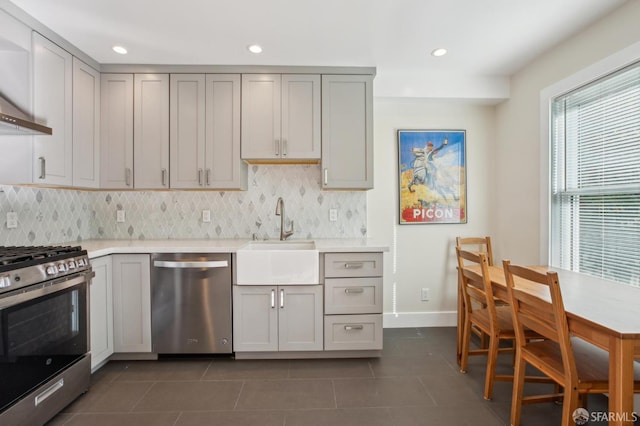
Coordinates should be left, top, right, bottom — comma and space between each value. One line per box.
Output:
323, 252, 383, 350
89, 256, 113, 371
233, 285, 323, 352
112, 254, 152, 353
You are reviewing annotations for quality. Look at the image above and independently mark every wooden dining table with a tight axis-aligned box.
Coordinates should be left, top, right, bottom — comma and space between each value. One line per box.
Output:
457, 264, 640, 426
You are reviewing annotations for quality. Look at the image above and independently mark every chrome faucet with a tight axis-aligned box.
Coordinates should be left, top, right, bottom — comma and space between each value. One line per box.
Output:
275, 197, 294, 240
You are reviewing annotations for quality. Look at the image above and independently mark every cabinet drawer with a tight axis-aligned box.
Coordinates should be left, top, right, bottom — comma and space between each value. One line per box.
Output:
324, 314, 382, 350
324, 253, 383, 278
325, 277, 382, 314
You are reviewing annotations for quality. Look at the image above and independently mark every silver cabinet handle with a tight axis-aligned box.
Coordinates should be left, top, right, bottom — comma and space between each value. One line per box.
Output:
271, 289, 276, 308
125, 168, 132, 186
344, 287, 365, 294
344, 262, 364, 269
161, 168, 168, 186
275, 139, 280, 156
206, 168, 211, 186
282, 139, 287, 157
153, 260, 228, 268
198, 168, 204, 186
344, 325, 364, 331
38, 157, 46, 179
35, 379, 64, 406
323, 168, 328, 185
280, 288, 284, 308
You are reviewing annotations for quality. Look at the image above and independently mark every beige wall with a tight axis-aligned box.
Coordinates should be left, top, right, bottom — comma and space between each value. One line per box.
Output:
494, 0, 640, 265
368, 99, 496, 326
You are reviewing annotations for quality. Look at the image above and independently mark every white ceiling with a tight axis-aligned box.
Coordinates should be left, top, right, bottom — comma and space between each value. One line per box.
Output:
7, 0, 629, 100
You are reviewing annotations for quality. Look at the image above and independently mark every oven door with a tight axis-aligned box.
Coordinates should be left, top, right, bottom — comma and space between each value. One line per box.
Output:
0, 271, 90, 412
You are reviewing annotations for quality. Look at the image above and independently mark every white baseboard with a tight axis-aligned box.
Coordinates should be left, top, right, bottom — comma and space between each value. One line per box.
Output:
383, 311, 457, 328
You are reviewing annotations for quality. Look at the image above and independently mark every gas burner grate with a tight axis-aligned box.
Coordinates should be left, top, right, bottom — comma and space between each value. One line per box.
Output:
0, 245, 83, 268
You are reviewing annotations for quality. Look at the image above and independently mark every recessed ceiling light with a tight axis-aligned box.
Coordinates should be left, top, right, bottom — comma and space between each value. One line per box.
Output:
431, 48, 447, 57
247, 44, 263, 54
112, 45, 128, 55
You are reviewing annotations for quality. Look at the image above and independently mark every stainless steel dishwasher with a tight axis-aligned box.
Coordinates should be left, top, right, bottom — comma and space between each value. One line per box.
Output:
151, 253, 232, 354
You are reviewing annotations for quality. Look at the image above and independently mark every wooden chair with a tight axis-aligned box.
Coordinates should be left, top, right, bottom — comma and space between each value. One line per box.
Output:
456, 236, 494, 266
457, 248, 542, 400
503, 260, 640, 426
456, 236, 495, 351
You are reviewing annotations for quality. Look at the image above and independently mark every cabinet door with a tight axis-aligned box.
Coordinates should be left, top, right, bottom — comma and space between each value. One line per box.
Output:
241, 74, 281, 160
278, 285, 323, 351
112, 254, 152, 353
205, 74, 247, 189
100, 74, 134, 189
281, 75, 320, 160
170, 74, 205, 189
72, 58, 100, 188
233, 286, 278, 352
89, 256, 113, 370
134, 74, 169, 189
32, 32, 72, 186
321, 75, 373, 189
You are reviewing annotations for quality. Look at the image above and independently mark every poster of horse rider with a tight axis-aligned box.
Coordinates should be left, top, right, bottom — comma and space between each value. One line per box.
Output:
397, 130, 466, 224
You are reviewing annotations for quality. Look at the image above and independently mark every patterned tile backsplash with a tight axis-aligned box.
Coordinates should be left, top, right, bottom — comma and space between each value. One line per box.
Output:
0, 165, 367, 245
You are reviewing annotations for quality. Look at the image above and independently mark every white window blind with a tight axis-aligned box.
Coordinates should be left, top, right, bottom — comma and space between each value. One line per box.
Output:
550, 61, 640, 287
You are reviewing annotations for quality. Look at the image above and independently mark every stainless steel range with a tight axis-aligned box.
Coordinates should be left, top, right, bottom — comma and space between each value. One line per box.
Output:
0, 245, 93, 426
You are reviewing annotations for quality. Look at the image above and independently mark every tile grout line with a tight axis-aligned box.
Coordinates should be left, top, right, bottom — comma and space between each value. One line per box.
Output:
232, 381, 246, 411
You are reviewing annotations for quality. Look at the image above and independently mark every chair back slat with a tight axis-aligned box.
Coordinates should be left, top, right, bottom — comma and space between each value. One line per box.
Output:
456, 236, 494, 266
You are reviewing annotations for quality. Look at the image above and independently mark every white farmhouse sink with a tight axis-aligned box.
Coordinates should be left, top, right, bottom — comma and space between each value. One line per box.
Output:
235, 240, 319, 285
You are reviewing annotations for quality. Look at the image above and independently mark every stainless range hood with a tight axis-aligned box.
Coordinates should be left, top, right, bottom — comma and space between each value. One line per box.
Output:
0, 92, 52, 136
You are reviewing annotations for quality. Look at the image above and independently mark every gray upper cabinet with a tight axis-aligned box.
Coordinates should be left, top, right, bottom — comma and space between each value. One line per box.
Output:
134, 74, 169, 189
321, 74, 373, 189
32, 32, 73, 186
170, 74, 246, 189
100, 73, 134, 189
241, 74, 320, 161
72, 57, 100, 188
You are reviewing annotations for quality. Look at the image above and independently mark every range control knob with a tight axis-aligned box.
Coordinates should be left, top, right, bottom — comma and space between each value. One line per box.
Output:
58, 263, 68, 272
67, 260, 76, 269
46, 265, 58, 275
0, 275, 11, 288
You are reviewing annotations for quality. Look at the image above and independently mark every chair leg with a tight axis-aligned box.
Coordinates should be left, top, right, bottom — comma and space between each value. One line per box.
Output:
483, 333, 500, 400
561, 386, 580, 426
510, 348, 526, 426
460, 318, 472, 373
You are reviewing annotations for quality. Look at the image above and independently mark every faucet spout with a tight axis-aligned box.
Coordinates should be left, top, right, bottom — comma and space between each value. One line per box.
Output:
275, 197, 294, 240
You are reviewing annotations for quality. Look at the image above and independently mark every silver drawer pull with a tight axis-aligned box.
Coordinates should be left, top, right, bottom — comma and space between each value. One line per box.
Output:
35, 379, 64, 406
344, 262, 364, 269
344, 287, 365, 294
344, 325, 364, 331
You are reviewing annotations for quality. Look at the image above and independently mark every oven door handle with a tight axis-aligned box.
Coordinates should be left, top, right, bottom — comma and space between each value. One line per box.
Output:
0, 270, 94, 310
153, 260, 229, 269
35, 379, 64, 406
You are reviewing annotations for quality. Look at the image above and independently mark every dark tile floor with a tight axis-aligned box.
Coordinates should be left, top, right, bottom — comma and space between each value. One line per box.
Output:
47, 327, 614, 426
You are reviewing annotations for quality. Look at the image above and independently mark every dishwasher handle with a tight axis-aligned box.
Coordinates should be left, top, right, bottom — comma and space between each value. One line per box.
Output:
153, 260, 229, 269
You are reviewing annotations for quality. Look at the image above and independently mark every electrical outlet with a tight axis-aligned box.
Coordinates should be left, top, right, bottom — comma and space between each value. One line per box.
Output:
202, 210, 211, 223
329, 208, 338, 222
116, 210, 126, 223
421, 288, 430, 301
6, 212, 18, 229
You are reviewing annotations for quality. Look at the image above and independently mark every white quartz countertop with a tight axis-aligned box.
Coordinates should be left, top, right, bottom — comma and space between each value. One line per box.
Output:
78, 238, 389, 259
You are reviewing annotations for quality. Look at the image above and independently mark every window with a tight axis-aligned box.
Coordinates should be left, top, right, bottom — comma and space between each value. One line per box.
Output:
550, 62, 640, 286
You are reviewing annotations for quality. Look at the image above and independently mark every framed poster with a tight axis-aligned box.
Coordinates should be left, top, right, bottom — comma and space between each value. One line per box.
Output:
397, 130, 466, 224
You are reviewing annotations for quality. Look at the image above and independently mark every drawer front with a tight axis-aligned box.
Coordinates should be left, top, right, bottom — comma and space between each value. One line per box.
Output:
325, 277, 382, 314
324, 252, 383, 278
324, 314, 383, 350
